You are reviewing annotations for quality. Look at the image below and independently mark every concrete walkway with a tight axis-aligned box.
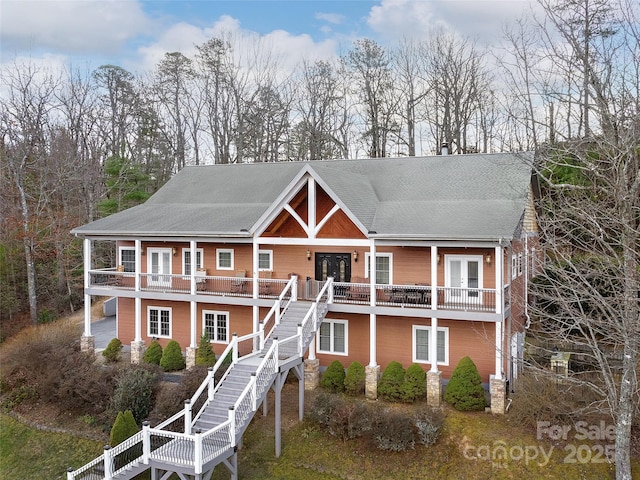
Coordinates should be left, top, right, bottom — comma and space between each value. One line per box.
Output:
91, 315, 126, 350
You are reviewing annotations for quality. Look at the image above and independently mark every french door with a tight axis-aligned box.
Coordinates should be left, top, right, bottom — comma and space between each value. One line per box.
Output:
148, 248, 172, 287
445, 255, 482, 304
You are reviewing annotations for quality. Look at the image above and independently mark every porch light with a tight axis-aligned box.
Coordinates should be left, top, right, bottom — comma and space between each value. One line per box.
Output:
486, 253, 492, 264
306, 249, 311, 261
353, 250, 358, 262
172, 247, 177, 256
437, 254, 441, 265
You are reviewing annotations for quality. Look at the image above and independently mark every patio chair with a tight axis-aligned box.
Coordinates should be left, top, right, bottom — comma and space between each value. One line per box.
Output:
259, 271, 273, 296
346, 276, 369, 302
230, 270, 247, 294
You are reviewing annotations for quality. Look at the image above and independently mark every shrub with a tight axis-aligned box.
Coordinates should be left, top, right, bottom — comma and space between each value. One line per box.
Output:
344, 361, 366, 396
444, 356, 486, 411
320, 360, 345, 393
414, 406, 444, 446
308, 392, 342, 427
195, 333, 216, 367
373, 410, 416, 451
160, 340, 185, 371
110, 410, 139, 446
110, 366, 158, 424
143, 340, 163, 365
402, 363, 427, 402
377, 361, 405, 401
102, 338, 123, 362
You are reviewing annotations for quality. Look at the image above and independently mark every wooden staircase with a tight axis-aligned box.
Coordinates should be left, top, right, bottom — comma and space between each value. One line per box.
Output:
67, 277, 332, 480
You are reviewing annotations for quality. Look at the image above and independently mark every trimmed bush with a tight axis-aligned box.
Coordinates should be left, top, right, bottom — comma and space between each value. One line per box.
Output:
143, 340, 163, 365
110, 366, 158, 424
195, 333, 216, 367
444, 356, 486, 411
110, 410, 139, 446
377, 361, 405, 401
402, 363, 427, 402
344, 361, 366, 396
160, 340, 185, 371
320, 360, 345, 393
102, 338, 123, 362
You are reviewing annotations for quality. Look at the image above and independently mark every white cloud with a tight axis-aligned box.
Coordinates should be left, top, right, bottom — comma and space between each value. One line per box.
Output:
1, 0, 152, 56
367, 0, 538, 45
315, 12, 345, 25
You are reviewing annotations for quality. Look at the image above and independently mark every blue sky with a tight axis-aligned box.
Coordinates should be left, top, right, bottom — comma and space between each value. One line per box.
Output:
1, 0, 538, 74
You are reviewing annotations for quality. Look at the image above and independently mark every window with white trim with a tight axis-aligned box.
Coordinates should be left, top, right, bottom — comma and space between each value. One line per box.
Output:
517, 253, 523, 277
183, 248, 204, 275
412, 325, 448, 365
203, 310, 229, 343
258, 250, 273, 271
317, 319, 348, 355
511, 255, 517, 280
216, 249, 234, 270
148, 306, 171, 338
364, 253, 393, 284
120, 247, 136, 273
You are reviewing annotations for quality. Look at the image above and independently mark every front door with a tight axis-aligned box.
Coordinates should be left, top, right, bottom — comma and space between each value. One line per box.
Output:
148, 248, 172, 287
445, 255, 482, 304
315, 253, 351, 296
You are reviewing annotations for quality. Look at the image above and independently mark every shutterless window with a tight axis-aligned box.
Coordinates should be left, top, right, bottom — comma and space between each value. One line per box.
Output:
412, 326, 448, 365
203, 311, 229, 343
183, 248, 203, 275
258, 250, 273, 271
148, 307, 171, 338
120, 248, 136, 273
216, 249, 234, 270
364, 253, 393, 284
317, 320, 347, 355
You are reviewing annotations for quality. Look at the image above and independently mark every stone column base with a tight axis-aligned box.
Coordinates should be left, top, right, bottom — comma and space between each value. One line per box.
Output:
365, 365, 380, 400
427, 371, 442, 407
81, 335, 95, 355
490, 377, 507, 414
185, 346, 197, 369
130, 340, 146, 365
304, 358, 320, 390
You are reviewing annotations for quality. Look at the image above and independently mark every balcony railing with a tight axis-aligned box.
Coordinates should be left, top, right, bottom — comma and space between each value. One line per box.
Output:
88, 269, 503, 313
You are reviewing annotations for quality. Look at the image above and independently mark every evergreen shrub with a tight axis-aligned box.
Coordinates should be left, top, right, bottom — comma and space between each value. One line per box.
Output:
143, 340, 163, 365
320, 360, 345, 393
102, 338, 123, 362
110, 366, 158, 424
195, 333, 216, 367
110, 410, 139, 446
444, 356, 486, 411
160, 340, 185, 371
344, 361, 366, 396
377, 361, 405, 401
402, 363, 427, 402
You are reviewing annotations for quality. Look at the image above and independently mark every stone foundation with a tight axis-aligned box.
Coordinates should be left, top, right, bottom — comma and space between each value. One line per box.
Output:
185, 346, 197, 369
80, 335, 95, 355
427, 371, 442, 407
365, 365, 380, 400
304, 358, 320, 390
130, 340, 146, 365
490, 377, 507, 414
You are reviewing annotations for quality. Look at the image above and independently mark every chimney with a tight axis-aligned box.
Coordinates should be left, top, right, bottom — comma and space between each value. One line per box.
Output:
441, 142, 449, 155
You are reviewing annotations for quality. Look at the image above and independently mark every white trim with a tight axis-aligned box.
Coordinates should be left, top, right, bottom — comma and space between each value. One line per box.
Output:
216, 248, 234, 270
182, 247, 203, 275
364, 252, 393, 284
412, 325, 449, 366
148, 306, 172, 339
517, 252, 523, 277
202, 310, 230, 344
316, 319, 348, 356
511, 254, 517, 280
119, 246, 136, 272
258, 249, 273, 271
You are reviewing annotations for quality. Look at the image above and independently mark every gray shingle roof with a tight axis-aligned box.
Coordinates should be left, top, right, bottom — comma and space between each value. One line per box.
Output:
72, 152, 534, 241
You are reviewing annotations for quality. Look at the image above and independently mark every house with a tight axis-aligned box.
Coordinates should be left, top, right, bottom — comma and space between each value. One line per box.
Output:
72, 152, 539, 415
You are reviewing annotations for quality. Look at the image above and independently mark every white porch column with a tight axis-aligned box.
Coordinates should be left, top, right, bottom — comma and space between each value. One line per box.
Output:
368, 239, 377, 367
430, 318, 439, 373
130, 240, 145, 364
495, 246, 502, 316
429, 246, 439, 374
495, 321, 503, 380
252, 240, 259, 352
80, 238, 94, 354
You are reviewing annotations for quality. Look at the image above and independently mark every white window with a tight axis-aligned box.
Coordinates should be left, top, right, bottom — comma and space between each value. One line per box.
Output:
364, 253, 393, 284
317, 319, 348, 355
511, 255, 517, 280
147, 248, 172, 287
119, 247, 136, 273
445, 255, 482, 304
258, 250, 273, 271
412, 325, 448, 365
518, 253, 523, 277
216, 249, 234, 270
183, 248, 204, 275
203, 310, 229, 343
148, 306, 171, 338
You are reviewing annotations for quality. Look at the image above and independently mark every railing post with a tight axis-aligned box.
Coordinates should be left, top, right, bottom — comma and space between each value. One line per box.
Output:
232, 333, 238, 363
273, 338, 279, 373
194, 429, 203, 475
142, 421, 150, 464
208, 366, 215, 400
103, 445, 113, 480
67, 467, 74, 480
297, 323, 303, 356
259, 321, 265, 350
291, 275, 298, 301
184, 399, 192, 435
327, 276, 333, 303
251, 373, 257, 410
229, 406, 236, 446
